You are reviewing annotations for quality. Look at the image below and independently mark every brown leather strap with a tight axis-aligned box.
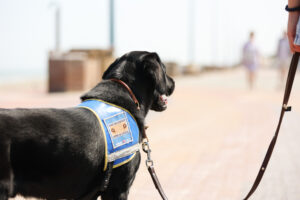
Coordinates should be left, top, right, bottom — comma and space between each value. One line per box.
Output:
243, 52, 299, 200
148, 166, 168, 200
110, 79, 140, 110
141, 127, 148, 141
142, 128, 168, 200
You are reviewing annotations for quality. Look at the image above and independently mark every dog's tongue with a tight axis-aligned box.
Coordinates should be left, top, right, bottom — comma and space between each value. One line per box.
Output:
160, 94, 168, 105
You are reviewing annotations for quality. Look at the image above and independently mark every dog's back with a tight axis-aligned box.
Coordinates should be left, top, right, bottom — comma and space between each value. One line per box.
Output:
0, 107, 106, 199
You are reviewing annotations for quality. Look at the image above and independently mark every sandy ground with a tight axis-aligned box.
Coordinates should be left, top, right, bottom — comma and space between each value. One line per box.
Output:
1, 67, 300, 200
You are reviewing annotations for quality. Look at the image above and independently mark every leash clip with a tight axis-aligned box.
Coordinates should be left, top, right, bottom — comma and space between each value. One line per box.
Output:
136, 102, 140, 110
142, 140, 153, 167
141, 134, 169, 199
283, 104, 292, 112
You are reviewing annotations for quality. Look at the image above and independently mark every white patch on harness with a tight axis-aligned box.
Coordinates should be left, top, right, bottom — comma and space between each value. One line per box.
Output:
104, 112, 133, 149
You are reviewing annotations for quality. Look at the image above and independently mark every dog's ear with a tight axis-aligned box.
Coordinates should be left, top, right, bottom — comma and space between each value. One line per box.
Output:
143, 52, 166, 94
102, 58, 123, 80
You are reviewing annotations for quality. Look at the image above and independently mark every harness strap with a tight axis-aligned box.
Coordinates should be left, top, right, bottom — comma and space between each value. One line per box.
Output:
243, 52, 299, 200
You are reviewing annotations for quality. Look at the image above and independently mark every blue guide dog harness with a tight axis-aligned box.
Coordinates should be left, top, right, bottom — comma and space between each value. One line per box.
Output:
78, 99, 139, 171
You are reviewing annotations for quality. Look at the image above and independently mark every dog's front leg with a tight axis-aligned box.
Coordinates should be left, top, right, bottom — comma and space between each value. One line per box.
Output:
76, 190, 100, 200
101, 160, 140, 200
0, 139, 13, 200
101, 190, 129, 200
100, 174, 133, 200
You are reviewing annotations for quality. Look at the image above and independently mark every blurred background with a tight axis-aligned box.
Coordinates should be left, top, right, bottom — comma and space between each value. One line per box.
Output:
2, 0, 300, 200
0, 0, 288, 83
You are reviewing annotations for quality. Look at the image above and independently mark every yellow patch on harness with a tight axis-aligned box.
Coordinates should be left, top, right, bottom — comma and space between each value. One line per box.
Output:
109, 119, 129, 137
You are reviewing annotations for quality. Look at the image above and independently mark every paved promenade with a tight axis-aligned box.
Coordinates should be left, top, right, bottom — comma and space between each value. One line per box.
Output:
2, 68, 300, 200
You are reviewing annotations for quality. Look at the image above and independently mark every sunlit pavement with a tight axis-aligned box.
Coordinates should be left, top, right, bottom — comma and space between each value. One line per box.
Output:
2, 67, 300, 200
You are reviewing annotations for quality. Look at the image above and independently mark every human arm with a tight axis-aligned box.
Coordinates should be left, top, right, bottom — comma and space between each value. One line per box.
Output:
287, 0, 300, 52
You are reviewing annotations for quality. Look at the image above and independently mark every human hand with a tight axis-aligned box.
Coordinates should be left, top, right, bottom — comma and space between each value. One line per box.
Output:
287, 11, 300, 52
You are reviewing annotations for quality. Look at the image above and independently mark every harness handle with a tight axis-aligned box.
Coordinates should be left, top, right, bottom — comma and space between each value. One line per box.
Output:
243, 52, 299, 200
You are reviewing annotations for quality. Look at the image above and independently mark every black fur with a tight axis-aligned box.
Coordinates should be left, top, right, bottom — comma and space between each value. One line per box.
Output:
0, 51, 175, 200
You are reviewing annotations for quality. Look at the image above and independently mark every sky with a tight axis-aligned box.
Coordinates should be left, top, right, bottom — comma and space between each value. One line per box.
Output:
0, 0, 288, 79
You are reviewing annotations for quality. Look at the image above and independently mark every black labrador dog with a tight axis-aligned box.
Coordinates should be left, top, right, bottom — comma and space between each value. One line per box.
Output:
0, 51, 175, 200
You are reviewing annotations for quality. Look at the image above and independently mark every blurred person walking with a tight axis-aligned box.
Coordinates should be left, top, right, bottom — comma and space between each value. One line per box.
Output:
276, 31, 292, 88
242, 32, 260, 90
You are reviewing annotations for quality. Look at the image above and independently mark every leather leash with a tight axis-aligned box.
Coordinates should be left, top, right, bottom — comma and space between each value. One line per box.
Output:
243, 52, 299, 200
142, 129, 168, 200
110, 79, 168, 200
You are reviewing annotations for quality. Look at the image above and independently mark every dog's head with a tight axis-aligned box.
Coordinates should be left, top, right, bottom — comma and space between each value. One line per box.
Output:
102, 51, 175, 111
